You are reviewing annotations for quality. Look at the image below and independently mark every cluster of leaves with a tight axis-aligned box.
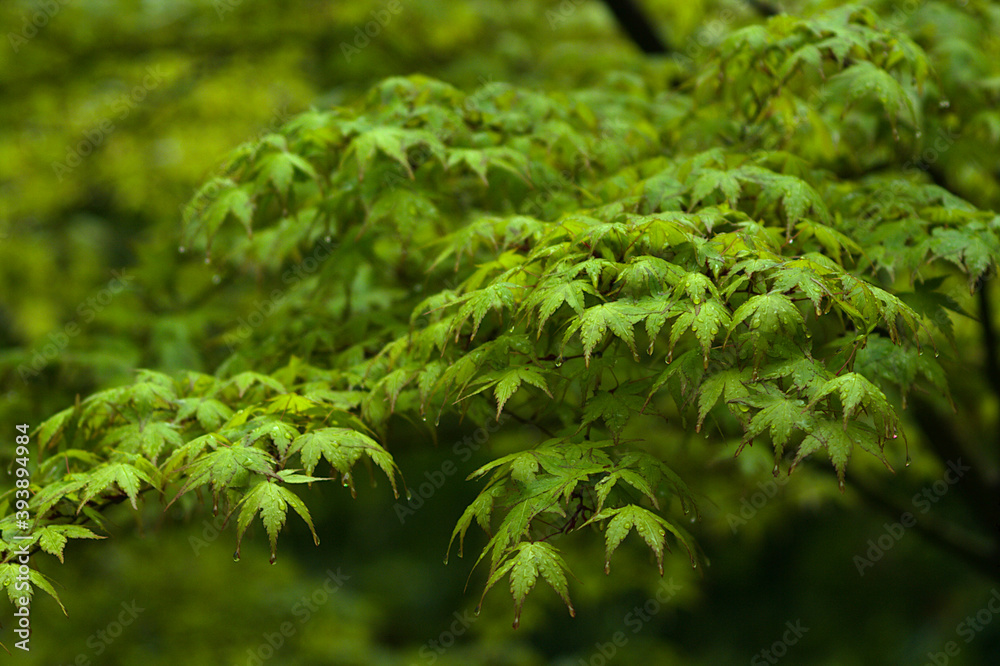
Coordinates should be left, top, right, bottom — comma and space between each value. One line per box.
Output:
4, 3, 999, 628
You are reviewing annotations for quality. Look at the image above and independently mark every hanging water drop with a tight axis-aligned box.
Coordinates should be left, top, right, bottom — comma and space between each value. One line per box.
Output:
555, 357, 563, 368
772, 463, 780, 477
405, 488, 413, 501
904, 455, 911, 468
212, 497, 218, 516
838, 478, 845, 492
269, 553, 277, 565
690, 516, 695, 523
233, 550, 241, 562
632, 351, 640, 362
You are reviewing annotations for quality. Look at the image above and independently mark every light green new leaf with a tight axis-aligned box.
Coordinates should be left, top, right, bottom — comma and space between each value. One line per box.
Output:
586, 504, 688, 576
0, 564, 67, 615
495, 366, 551, 419
288, 428, 398, 498
236, 480, 320, 561
36, 525, 104, 563
730, 293, 804, 335
480, 541, 575, 629
78, 459, 159, 512
564, 302, 644, 365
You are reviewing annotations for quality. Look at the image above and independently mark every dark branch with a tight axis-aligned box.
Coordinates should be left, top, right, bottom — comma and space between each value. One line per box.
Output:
745, 0, 781, 17
598, 0, 670, 54
979, 280, 1000, 404
843, 469, 998, 583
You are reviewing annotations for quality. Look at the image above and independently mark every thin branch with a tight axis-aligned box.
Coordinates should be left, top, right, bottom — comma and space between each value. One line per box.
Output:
978, 280, 1000, 403
815, 463, 999, 583
910, 395, 1000, 535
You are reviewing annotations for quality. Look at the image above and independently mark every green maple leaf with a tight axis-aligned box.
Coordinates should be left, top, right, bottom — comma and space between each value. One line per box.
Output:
479, 541, 575, 629
494, 366, 552, 419
287, 428, 398, 498
36, 525, 104, 563
563, 302, 645, 365
584, 504, 692, 576
235, 480, 320, 561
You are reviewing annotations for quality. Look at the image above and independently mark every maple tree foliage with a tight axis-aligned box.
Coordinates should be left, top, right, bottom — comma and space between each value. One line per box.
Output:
3, 2, 999, 632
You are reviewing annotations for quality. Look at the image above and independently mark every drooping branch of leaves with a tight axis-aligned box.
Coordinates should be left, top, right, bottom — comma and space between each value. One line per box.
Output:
4, 3, 999, 627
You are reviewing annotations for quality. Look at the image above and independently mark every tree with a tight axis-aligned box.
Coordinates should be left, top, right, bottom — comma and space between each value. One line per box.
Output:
2, 1, 999, 662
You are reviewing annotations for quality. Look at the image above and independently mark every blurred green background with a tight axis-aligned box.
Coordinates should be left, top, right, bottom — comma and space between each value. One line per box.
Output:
1, 0, 998, 664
